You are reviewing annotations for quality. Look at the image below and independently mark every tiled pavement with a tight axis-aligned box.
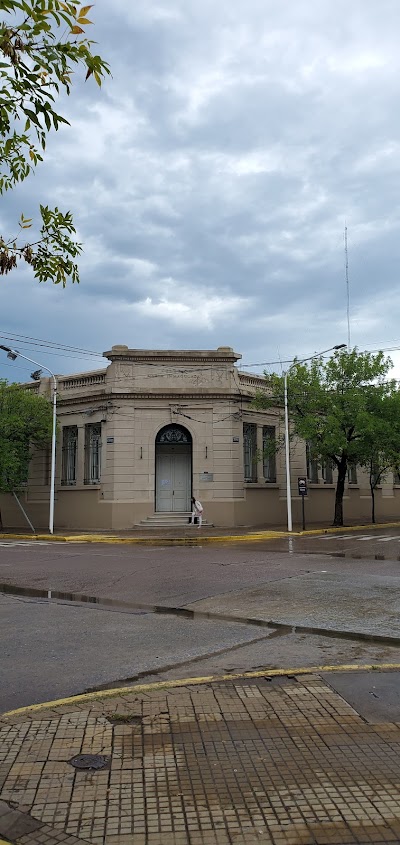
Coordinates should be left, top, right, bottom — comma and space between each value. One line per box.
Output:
2, 676, 400, 844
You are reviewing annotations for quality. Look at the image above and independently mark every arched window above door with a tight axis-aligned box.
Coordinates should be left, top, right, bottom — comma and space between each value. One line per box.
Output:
156, 424, 192, 445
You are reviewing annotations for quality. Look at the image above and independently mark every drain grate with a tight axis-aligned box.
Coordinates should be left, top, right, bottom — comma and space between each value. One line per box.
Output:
69, 754, 110, 770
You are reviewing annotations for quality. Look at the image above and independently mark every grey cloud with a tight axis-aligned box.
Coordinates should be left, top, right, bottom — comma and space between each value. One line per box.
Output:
2, 0, 400, 382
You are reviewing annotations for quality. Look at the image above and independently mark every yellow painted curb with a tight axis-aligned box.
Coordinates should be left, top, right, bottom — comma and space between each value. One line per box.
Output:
4, 662, 400, 719
1, 521, 400, 545
0, 531, 287, 544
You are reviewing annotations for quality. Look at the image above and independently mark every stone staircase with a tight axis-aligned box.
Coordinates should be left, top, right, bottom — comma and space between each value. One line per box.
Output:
136, 512, 213, 528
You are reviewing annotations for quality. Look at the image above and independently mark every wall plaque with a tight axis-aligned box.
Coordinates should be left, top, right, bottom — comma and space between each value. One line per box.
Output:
200, 472, 213, 481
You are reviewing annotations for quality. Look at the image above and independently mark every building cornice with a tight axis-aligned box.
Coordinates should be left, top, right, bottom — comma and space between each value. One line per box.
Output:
57, 390, 251, 408
103, 345, 241, 364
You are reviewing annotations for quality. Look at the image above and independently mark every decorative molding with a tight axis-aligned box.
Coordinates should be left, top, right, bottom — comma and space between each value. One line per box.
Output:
157, 426, 191, 444
57, 391, 250, 407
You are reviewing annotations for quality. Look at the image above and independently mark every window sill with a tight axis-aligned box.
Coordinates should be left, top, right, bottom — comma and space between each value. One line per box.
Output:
244, 482, 279, 489
58, 484, 101, 491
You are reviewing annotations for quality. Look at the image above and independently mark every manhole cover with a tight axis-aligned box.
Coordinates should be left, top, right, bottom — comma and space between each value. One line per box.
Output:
69, 754, 109, 770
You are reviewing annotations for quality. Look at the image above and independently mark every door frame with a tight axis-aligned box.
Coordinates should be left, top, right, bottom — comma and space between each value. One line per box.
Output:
154, 424, 192, 512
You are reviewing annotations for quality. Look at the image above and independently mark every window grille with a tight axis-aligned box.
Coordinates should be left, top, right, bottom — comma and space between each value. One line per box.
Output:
348, 464, 358, 484
243, 423, 257, 482
43, 446, 51, 486
306, 442, 319, 483
84, 423, 102, 484
61, 426, 78, 485
262, 426, 276, 482
321, 461, 333, 484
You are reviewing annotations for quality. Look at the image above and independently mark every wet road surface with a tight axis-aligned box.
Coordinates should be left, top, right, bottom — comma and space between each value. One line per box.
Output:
3, 531, 400, 714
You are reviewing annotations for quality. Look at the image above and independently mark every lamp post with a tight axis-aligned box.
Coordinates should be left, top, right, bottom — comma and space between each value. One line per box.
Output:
283, 344, 346, 532
0, 345, 57, 534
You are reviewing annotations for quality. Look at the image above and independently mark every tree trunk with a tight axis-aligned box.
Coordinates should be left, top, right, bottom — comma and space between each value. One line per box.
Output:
333, 459, 347, 526
370, 482, 376, 523
0, 505, 2, 531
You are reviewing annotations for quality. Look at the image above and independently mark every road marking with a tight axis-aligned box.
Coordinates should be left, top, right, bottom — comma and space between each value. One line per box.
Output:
0, 541, 52, 546
376, 536, 400, 542
317, 534, 371, 540
316, 534, 399, 542
356, 535, 395, 541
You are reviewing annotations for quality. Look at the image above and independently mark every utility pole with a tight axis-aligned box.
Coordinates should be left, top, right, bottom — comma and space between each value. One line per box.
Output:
345, 225, 351, 350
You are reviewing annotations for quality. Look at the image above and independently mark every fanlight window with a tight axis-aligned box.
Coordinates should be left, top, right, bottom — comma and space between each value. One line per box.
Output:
156, 425, 191, 445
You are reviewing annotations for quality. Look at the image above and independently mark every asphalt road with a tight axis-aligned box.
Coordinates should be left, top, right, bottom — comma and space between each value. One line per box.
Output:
3, 531, 400, 715
0, 592, 267, 712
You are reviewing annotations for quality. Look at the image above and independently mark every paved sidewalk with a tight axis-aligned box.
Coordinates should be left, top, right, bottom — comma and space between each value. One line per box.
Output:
3, 671, 400, 845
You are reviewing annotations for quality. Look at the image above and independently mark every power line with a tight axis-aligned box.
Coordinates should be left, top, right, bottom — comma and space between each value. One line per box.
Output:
0, 331, 103, 357
240, 346, 400, 369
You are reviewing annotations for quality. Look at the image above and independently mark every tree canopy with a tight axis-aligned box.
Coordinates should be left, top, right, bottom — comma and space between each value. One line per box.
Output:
254, 348, 400, 526
358, 390, 400, 522
0, 379, 53, 517
0, 1, 110, 285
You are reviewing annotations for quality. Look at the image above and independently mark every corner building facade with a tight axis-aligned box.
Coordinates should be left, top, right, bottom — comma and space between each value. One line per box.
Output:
2, 345, 400, 530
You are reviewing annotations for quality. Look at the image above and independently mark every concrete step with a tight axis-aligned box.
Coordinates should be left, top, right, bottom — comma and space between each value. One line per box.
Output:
144, 513, 192, 519
137, 513, 212, 527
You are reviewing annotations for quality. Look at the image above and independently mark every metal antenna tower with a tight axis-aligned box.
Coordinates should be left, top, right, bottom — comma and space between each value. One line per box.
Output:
344, 225, 351, 349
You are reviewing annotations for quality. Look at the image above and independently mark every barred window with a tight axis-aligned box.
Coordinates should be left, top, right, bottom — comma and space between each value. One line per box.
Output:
321, 461, 333, 484
84, 423, 102, 484
243, 423, 257, 482
61, 426, 78, 485
306, 442, 319, 483
43, 446, 51, 486
262, 426, 276, 482
348, 464, 358, 484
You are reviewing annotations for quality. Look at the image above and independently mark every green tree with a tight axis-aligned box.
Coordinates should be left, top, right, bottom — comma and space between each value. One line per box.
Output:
358, 391, 400, 523
0, 378, 53, 528
0, 0, 110, 285
254, 348, 400, 526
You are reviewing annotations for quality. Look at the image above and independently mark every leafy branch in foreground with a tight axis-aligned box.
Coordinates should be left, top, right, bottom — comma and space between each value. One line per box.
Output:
0, 206, 82, 285
0, 1, 110, 284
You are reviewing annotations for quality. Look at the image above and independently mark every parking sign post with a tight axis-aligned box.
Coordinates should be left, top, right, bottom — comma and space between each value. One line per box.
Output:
298, 477, 307, 531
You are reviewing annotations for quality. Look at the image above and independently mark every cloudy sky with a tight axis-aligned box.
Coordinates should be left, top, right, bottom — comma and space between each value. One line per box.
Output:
1, 0, 400, 383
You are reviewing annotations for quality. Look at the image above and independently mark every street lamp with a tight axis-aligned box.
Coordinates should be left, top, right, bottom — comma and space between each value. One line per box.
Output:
284, 344, 346, 532
0, 345, 57, 534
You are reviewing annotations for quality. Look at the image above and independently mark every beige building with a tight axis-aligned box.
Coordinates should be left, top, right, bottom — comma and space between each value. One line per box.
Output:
1, 344, 400, 530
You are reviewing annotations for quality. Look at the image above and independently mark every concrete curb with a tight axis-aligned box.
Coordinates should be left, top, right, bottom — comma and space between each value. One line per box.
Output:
0, 531, 286, 544
1, 520, 400, 545
4, 662, 400, 720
